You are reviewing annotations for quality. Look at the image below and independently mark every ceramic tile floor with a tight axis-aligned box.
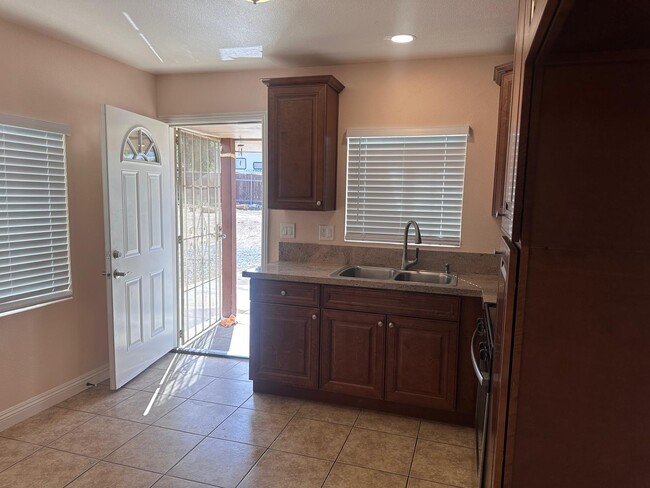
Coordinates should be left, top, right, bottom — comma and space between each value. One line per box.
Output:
0, 353, 478, 488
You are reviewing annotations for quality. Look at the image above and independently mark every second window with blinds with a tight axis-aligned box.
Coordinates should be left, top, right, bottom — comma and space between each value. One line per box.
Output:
345, 127, 469, 247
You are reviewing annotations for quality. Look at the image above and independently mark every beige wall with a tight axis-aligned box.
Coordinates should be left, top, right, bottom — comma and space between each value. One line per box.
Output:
157, 55, 510, 261
0, 18, 157, 411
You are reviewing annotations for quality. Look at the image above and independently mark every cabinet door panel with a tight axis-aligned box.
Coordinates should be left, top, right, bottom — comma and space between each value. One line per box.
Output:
250, 302, 319, 388
492, 64, 514, 217
268, 85, 324, 209
320, 309, 385, 399
385, 315, 459, 410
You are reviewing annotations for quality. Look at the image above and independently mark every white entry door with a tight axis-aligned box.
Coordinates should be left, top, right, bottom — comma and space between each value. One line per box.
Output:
101, 105, 176, 389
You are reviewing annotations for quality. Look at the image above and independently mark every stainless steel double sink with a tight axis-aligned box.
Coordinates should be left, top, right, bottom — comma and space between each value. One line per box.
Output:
330, 265, 458, 286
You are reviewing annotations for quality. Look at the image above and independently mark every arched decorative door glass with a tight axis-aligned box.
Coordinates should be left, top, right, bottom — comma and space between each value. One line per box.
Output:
122, 127, 160, 162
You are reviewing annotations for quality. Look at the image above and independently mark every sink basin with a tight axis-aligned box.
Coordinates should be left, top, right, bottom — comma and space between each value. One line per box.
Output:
394, 270, 458, 286
331, 266, 457, 286
331, 266, 400, 280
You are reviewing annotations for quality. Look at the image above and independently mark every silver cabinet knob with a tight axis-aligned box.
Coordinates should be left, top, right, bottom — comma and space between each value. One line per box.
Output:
378, 321, 384, 327
280, 290, 286, 296
312, 314, 317, 320
388, 322, 394, 328
316, 200, 322, 207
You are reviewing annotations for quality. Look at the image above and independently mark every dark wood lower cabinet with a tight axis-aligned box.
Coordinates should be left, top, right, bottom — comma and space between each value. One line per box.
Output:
249, 279, 480, 425
250, 302, 319, 388
320, 309, 385, 399
385, 315, 459, 410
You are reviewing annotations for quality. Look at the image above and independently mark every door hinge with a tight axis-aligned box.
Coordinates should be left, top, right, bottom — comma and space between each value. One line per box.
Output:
178, 329, 183, 341
177, 236, 182, 245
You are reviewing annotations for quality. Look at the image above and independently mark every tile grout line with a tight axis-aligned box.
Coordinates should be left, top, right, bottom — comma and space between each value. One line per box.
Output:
159, 390, 256, 485
0, 444, 45, 476
234, 394, 306, 487
318, 407, 360, 487
405, 420, 424, 481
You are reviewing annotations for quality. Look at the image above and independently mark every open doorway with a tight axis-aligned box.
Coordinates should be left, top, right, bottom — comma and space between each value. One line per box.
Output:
174, 121, 264, 359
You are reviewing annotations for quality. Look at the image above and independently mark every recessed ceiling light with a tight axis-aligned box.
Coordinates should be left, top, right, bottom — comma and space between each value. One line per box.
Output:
389, 34, 416, 44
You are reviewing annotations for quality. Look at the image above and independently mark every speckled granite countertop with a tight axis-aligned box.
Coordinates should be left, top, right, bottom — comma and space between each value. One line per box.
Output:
243, 262, 498, 304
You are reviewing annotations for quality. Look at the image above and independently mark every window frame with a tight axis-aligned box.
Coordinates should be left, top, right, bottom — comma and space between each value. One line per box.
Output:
0, 114, 73, 316
344, 126, 470, 248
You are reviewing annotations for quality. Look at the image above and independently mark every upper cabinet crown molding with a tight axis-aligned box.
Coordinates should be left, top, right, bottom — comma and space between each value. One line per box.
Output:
493, 62, 514, 86
262, 75, 345, 93
265, 75, 345, 211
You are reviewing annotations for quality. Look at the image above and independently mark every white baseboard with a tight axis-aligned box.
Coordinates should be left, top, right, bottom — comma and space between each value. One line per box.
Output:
0, 364, 109, 432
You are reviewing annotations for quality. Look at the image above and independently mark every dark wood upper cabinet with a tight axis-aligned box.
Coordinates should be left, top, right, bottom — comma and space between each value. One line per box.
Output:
492, 63, 514, 218
263, 75, 344, 211
385, 315, 459, 410
320, 308, 386, 399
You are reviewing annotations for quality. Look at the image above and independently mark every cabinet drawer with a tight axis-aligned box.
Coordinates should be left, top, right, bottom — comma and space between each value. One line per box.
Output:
323, 286, 460, 322
251, 279, 320, 307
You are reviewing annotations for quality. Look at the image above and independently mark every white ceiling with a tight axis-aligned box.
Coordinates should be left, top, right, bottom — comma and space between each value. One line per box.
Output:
0, 0, 517, 74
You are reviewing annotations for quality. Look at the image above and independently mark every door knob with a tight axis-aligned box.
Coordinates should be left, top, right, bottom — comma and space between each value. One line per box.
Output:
112, 250, 122, 258
113, 269, 130, 279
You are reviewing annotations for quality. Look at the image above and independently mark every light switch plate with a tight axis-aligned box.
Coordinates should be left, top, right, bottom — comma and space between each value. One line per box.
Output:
319, 225, 334, 241
280, 223, 295, 239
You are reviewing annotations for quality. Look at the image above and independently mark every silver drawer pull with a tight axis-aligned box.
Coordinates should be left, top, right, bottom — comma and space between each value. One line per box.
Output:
316, 200, 322, 207
388, 322, 394, 328
312, 314, 317, 320
378, 321, 384, 327
280, 290, 286, 296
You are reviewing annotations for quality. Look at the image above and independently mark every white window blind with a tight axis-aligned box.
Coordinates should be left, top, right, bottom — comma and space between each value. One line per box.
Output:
0, 121, 72, 314
345, 128, 469, 247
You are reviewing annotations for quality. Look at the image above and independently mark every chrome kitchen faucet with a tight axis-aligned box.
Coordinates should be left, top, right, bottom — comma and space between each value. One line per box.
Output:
401, 220, 422, 270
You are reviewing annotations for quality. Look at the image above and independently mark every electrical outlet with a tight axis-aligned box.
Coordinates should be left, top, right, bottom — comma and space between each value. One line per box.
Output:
280, 223, 295, 239
319, 225, 334, 241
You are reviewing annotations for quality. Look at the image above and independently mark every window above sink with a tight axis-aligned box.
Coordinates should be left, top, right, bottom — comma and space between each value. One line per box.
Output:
344, 127, 470, 248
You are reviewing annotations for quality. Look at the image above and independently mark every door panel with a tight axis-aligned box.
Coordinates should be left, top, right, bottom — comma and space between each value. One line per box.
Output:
148, 173, 163, 251
320, 309, 385, 399
385, 315, 459, 410
121, 171, 140, 256
102, 105, 176, 389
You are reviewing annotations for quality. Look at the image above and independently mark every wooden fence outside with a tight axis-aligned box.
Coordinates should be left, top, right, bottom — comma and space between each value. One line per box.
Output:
236, 173, 263, 206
